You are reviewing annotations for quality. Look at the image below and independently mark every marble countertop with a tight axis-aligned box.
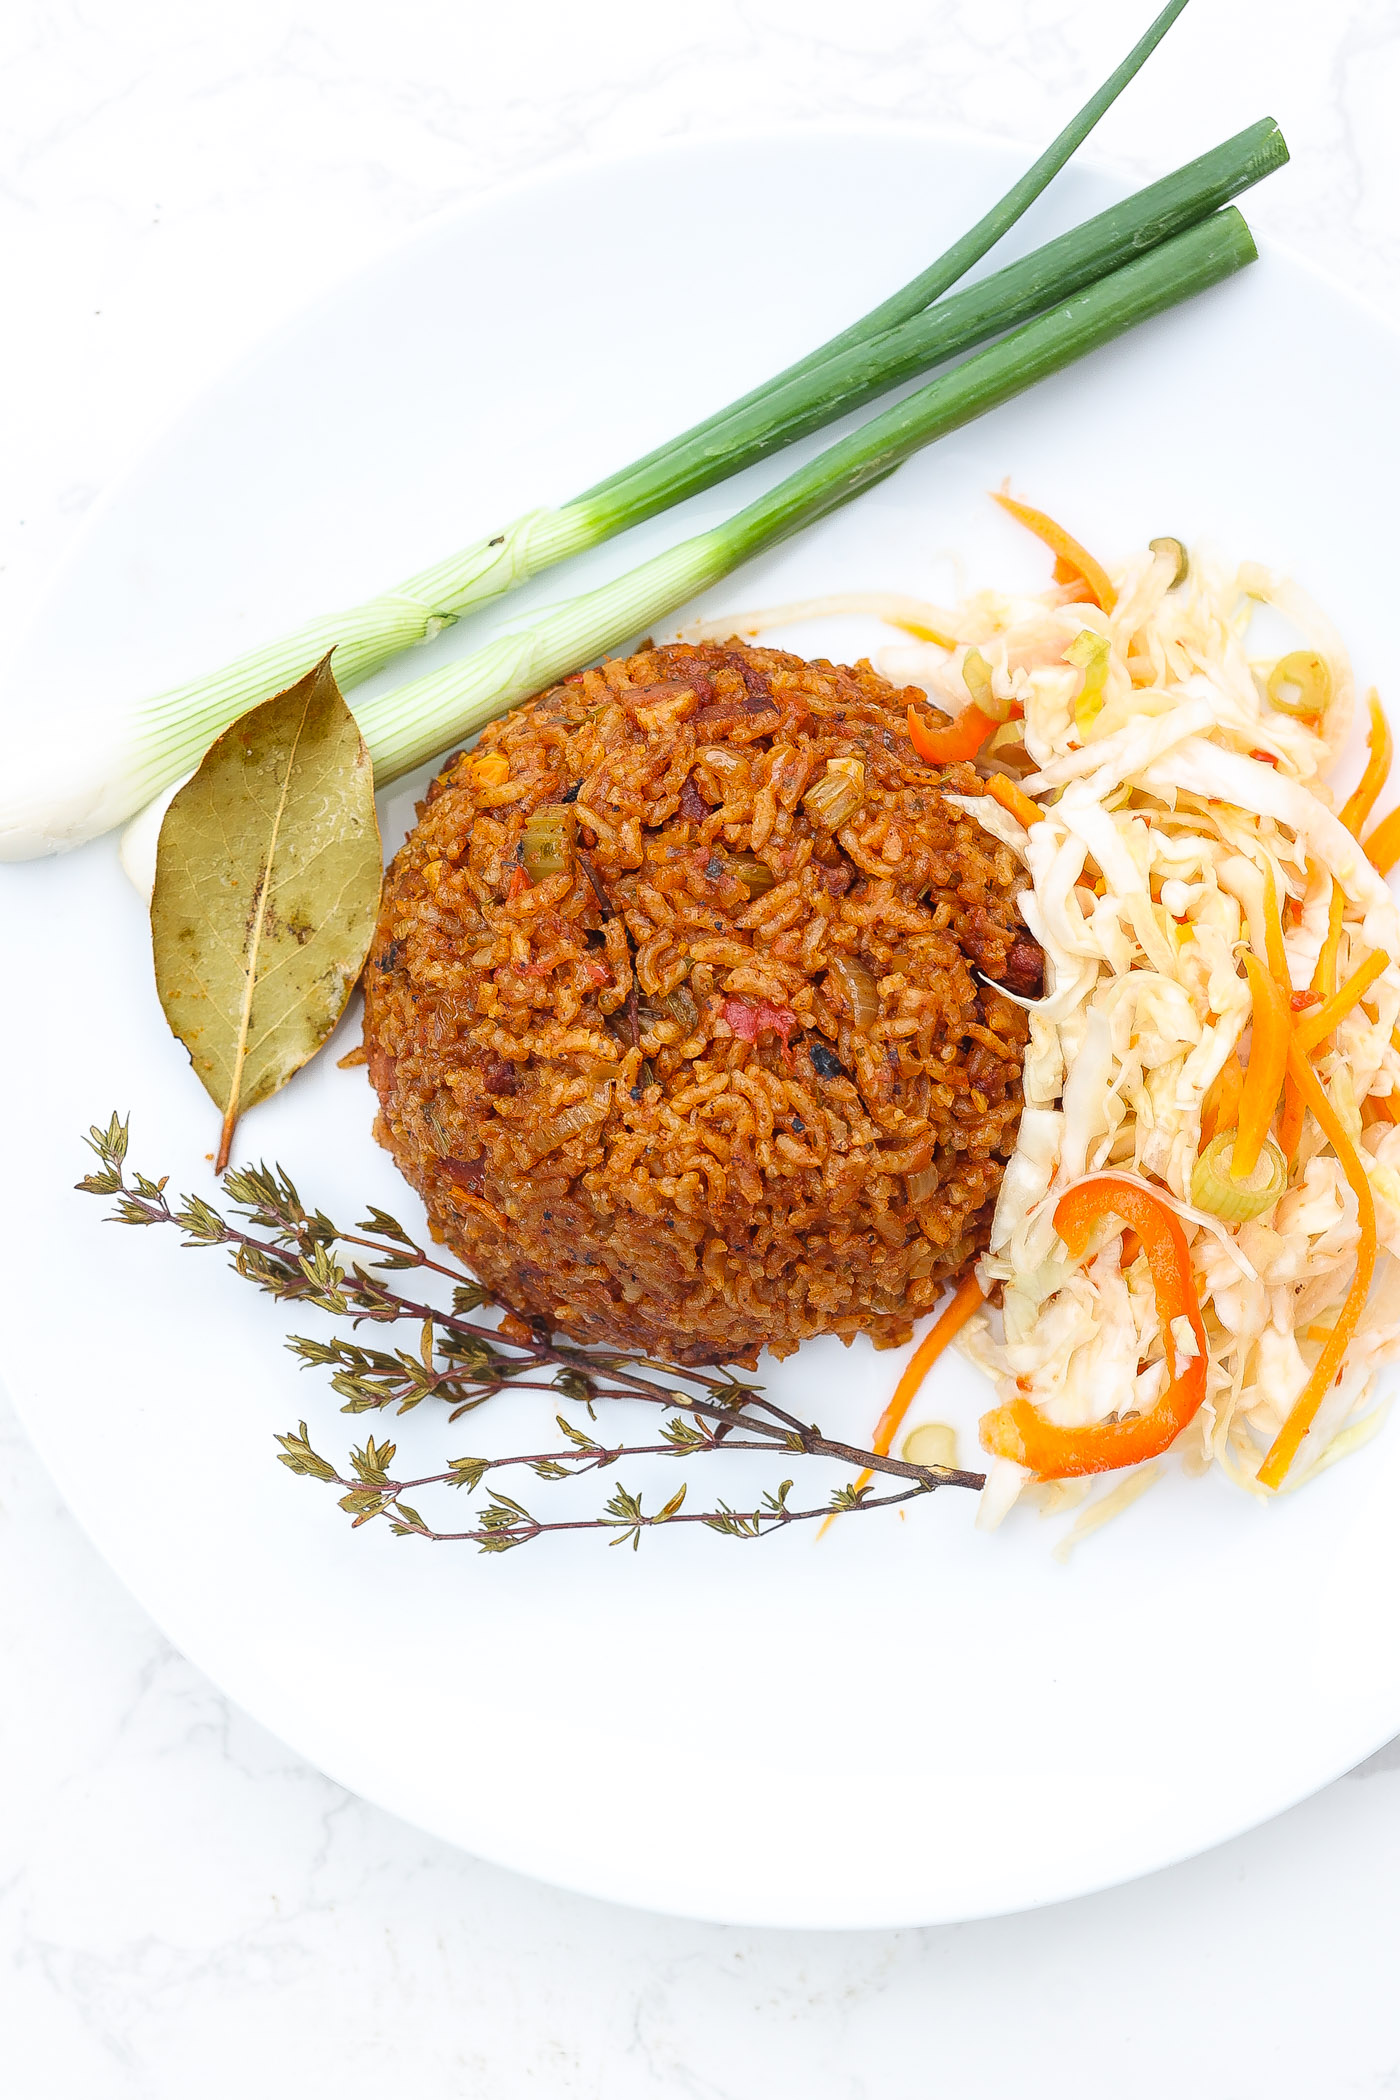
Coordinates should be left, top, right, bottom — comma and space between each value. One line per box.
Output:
5, 2, 1400, 2090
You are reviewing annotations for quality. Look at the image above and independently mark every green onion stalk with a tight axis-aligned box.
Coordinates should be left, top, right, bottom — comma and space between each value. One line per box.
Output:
350, 208, 1258, 788
66, 118, 1285, 869
0, 4, 1249, 862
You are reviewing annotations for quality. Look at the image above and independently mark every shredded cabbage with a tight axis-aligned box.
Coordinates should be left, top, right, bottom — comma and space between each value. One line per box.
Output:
888, 543, 1400, 1530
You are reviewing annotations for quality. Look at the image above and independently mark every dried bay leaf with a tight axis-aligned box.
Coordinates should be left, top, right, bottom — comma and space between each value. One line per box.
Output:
152, 655, 382, 1168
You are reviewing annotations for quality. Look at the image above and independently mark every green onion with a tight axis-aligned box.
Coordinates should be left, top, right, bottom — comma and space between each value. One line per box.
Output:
901, 1420, 958, 1468
963, 647, 1013, 721
343, 211, 1258, 791
3, 108, 1287, 862
803, 758, 867, 832
1267, 649, 1331, 719
520, 804, 576, 882
579, 0, 1197, 504
1149, 535, 1189, 586
1191, 1129, 1287, 1221
1067, 629, 1112, 735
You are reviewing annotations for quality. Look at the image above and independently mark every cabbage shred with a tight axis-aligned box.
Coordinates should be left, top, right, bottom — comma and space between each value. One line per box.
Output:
877, 543, 1400, 1517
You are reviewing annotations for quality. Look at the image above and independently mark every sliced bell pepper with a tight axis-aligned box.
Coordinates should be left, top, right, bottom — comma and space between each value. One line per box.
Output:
1256, 1042, 1377, 1489
979, 1175, 1207, 1480
1338, 690, 1393, 837
1234, 953, 1290, 1179
991, 491, 1117, 613
907, 700, 996, 764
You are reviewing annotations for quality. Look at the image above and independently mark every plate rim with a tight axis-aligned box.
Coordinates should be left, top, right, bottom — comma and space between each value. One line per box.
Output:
4, 118, 1399, 1930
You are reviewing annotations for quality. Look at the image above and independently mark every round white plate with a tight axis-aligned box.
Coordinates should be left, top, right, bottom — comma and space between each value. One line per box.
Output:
4, 128, 1400, 1931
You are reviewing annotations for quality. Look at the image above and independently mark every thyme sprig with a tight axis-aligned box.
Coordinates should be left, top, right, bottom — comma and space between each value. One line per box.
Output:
79, 1114, 984, 1550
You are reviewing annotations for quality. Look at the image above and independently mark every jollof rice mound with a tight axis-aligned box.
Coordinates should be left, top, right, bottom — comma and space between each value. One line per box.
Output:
362, 639, 1038, 1364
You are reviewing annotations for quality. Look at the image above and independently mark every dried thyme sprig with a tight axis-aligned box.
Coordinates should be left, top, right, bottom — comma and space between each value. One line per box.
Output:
78, 1114, 985, 1550
275, 1422, 934, 1550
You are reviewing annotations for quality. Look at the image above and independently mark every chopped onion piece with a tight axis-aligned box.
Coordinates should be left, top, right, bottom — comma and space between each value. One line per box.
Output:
828, 954, 879, 1030
803, 757, 866, 830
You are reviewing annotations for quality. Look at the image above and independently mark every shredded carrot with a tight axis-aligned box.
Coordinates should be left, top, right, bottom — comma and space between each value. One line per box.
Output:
1257, 1043, 1377, 1489
1339, 691, 1393, 837
1235, 953, 1290, 1178
1364, 804, 1400, 877
1277, 1073, 1306, 1163
819, 1273, 984, 1535
991, 491, 1117, 613
1311, 879, 1346, 1000
1200, 1052, 1245, 1147
872, 1271, 986, 1456
1259, 861, 1292, 994
985, 772, 1043, 833
1294, 949, 1390, 1055
892, 616, 960, 648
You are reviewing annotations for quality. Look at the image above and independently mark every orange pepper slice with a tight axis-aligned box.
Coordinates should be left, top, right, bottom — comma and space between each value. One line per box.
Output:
906, 700, 996, 764
1338, 691, 1393, 837
991, 491, 1117, 613
1256, 1043, 1377, 1489
979, 1176, 1207, 1480
1234, 953, 1290, 1179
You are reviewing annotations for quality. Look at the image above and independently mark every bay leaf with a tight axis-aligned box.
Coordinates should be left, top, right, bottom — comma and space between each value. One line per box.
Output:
152, 654, 383, 1169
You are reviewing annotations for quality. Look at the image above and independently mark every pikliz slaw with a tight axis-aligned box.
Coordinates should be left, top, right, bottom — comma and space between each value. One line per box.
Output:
884, 523, 1400, 1521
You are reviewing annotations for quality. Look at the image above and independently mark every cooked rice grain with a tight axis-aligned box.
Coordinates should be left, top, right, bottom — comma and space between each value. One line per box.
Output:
362, 640, 1035, 1364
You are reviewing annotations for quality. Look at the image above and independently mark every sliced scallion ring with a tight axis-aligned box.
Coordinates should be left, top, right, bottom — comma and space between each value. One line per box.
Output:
1065, 627, 1111, 736
1148, 535, 1188, 587
1266, 649, 1331, 719
1190, 1128, 1286, 1222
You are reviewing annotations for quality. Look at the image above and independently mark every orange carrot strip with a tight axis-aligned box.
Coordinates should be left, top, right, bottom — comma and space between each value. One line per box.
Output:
1293, 950, 1390, 1055
1200, 1052, 1245, 1147
992, 491, 1117, 612
985, 773, 1043, 833
1257, 1045, 1377, 1489
1235, 953, 1290, 1179
1259, 861, 1291, 994
871, 1271, 986, 1457
1364, 805, 1400, 878
1339, 691, 1393, 837
1311, 880, 1346, 1000
1277, 1073, 1306, 1164
821, 1272, 986, 1534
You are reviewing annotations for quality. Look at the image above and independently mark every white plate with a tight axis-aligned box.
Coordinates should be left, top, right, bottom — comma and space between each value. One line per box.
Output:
4, 128, 1400, 1931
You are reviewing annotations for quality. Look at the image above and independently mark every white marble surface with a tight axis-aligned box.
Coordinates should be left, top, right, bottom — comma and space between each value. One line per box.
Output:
5, 0, 1400, 2089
